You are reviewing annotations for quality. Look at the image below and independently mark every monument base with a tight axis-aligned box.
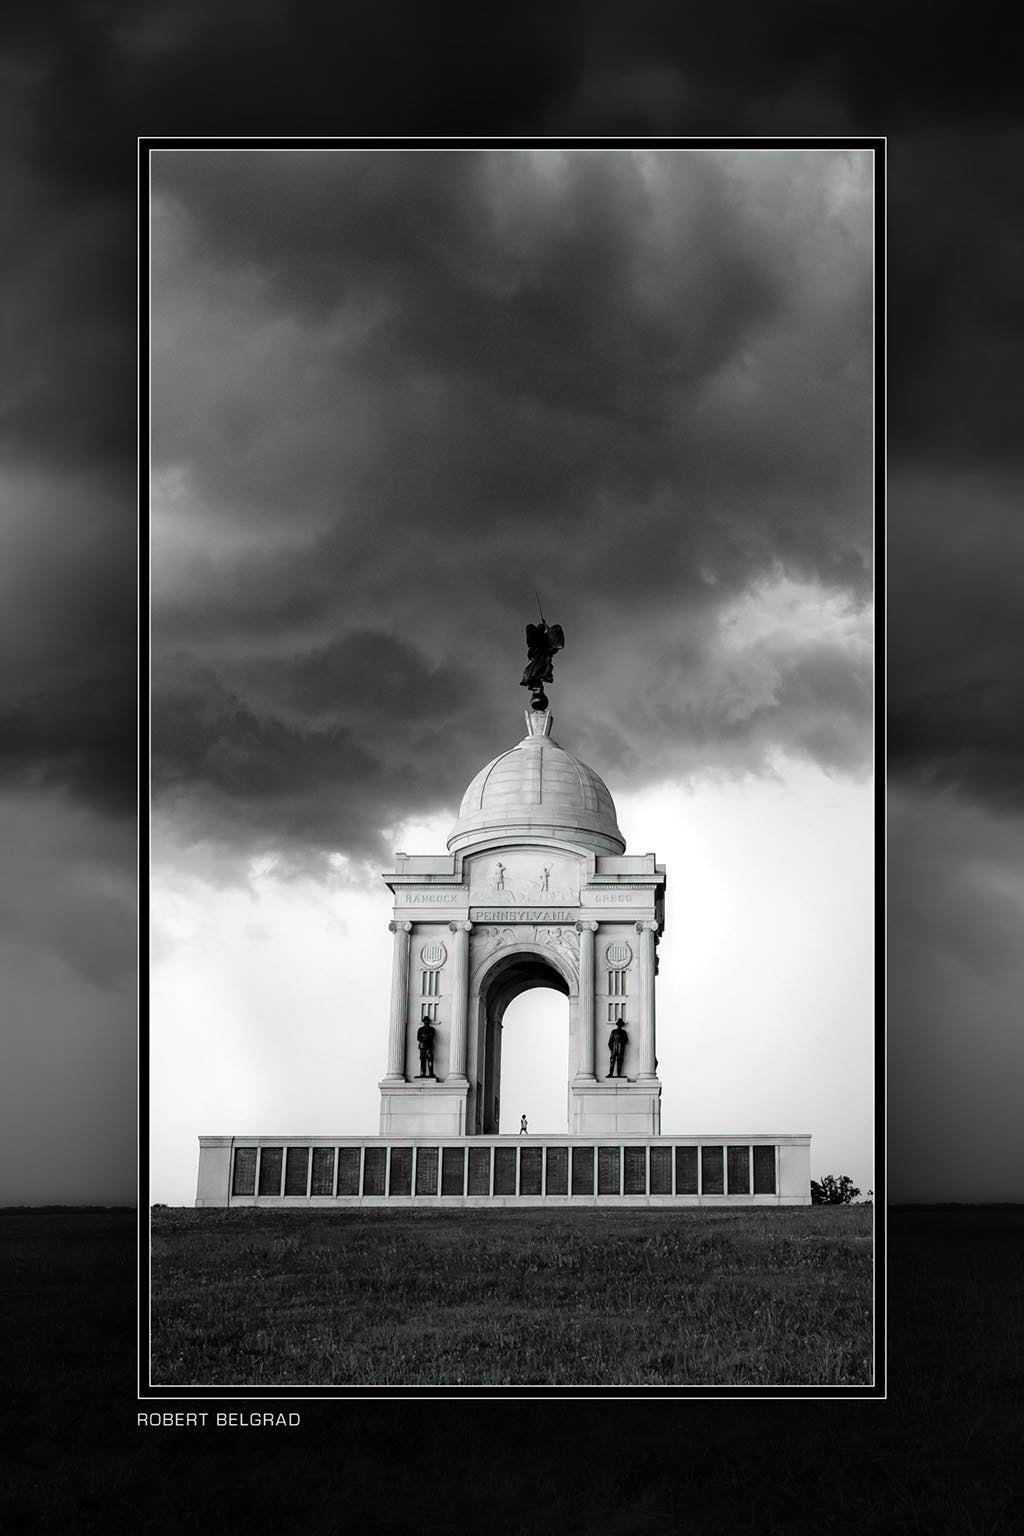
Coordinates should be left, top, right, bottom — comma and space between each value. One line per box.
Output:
570, 1079, 661, 1136
378, 1080, 469, 1137
196, 1133, 811, 1206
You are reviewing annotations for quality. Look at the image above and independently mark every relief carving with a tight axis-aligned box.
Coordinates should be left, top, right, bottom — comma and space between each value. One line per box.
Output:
472, 852, 579, 906
471, 925, 519, 962
470, 923, 580, 969
536, 926, 580, 964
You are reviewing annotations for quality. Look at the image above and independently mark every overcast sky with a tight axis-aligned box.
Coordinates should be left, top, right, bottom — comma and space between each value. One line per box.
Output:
2, 6, 1022, 1207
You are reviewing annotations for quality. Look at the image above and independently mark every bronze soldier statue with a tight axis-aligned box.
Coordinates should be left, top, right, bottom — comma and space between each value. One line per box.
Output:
607, 1017, 628, 1078
416, 1016, 436, 1078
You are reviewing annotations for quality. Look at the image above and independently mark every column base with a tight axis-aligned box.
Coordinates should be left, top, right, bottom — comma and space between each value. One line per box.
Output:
379, 1080, 469, 1136
570, 1080, 661, 1136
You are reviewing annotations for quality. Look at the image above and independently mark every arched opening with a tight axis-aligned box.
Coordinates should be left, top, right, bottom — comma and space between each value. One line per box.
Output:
496, 988, 570, 1134
470, 949, 574, 1136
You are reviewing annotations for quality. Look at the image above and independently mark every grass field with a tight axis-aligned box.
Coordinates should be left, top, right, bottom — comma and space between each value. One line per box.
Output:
149, 1203, 873, 1386
5, 1207, 1023, 1533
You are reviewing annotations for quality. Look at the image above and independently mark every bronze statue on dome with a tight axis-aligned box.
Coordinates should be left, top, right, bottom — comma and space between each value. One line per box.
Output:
521, 595, 564, 711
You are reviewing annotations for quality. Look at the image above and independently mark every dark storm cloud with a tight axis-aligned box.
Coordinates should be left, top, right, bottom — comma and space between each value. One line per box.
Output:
0, 473, 135, 815
0, 16, 135, 826
3, 2, 1015, 833
0, 792, 136, 990
888, 475, 1024, 814
886, 134, 1024, 474
151, 149, 872, 865
887, 788, 1024, 1201
880, 128, 1024, 815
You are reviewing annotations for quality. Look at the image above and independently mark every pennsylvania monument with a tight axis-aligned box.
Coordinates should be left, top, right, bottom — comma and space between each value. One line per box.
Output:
196, 616, 811, 1205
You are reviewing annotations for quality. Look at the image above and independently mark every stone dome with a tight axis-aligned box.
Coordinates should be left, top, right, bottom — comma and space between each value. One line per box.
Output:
447, 710, 625, 854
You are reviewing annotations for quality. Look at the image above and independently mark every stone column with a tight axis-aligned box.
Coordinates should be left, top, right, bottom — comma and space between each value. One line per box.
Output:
636, 921, 659, 1081
575, 921, 598, 1080
383, 920, 412, 1080
447, 921, 473, 1082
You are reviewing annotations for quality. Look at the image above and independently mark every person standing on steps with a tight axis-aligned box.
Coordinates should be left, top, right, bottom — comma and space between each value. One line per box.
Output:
520, 1114, 528, 1135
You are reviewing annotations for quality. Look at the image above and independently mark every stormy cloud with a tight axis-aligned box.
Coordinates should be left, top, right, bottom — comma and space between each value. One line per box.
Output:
151, 149, 873, 868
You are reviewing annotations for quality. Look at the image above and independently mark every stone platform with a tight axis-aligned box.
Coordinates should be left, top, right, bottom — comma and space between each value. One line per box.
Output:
196, 1133, 811, 1207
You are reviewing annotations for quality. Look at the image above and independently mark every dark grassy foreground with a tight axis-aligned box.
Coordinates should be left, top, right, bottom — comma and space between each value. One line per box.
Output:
5, 1208, 1024, 1534
150, 1204, 872, 1386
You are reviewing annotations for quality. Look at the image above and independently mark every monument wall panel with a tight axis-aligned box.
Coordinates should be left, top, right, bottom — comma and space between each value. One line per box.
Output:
311, 1147, 336, 1195
545, 1146, 568, 1195
389, 1147, 412, 1196
623, 1146, 647, 1195
649, 1146, 672, 1194
284, 1146, 309, 1196
494, 1147, 517, 1195
572, 1146, 595, 1195
441, 1147, 465, 1195
519, 1147, 543, 1195
362, 1147, 386, 1196
779, 1140, 811, 1197
597, 1145, 621, 1194
415, 1147, 439, 1196
701, 1145, 724, 1195
728, 1145, 751, 1195
753, 1144, 777, 1194
232, 1147, 257, 1197
674, 1145, 698, 1195
468, 1146, 491, 1195
334, 1147, 360, 1195
257, 1147, 283, 1196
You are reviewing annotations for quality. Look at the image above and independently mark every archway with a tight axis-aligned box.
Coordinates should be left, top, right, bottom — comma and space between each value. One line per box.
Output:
495, 988, 569, 1134
469, 948, 574, 1136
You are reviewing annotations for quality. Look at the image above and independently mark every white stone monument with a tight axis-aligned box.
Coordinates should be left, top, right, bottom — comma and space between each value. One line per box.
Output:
195, 658, 812, 1206
378, 707, 665, 1139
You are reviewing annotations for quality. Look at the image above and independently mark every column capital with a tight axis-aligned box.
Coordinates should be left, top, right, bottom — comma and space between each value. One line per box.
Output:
388, 920, 412, 935
575, 920, 599, 935
448, 920, 474, 934
635, 919, 659, 935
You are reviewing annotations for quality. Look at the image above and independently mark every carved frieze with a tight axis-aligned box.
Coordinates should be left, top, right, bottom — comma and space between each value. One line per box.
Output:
470, 922, 580, 969
467, 850, 581, 907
